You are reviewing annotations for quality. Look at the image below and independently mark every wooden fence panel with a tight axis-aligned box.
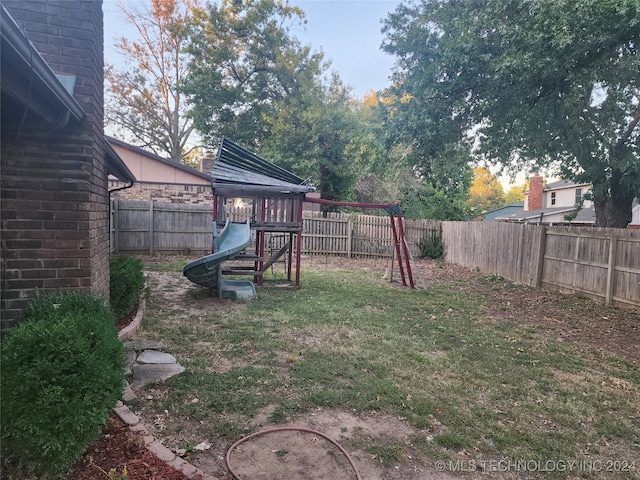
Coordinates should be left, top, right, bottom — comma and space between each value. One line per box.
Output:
153, 203, 212, 252
612, 236, 640, 308
116, 201, 153, 252
442, 222, 543, 284
116, 201, 213, 253
442, 222, 639, 310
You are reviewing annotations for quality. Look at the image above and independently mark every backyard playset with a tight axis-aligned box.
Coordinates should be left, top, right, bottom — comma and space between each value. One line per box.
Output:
183, 138, 414, 298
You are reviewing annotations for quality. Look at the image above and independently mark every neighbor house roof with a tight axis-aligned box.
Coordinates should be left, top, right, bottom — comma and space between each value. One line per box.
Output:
105, 140, 136, 184
497, 206, 595, 224
106, 136, 210, 182
483, 202, 524, 221
544, 179, 591, 191
0, 4, 84, 126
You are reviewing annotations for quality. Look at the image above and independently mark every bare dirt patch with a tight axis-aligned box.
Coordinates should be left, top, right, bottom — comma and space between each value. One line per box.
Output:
227, 409, 442, 480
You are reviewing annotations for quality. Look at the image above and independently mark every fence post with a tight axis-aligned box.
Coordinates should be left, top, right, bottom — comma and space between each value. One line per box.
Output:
149, 201, 154, 255
605, 235, 619, 307
534, 226, 546, 287
347, 217, 352, 259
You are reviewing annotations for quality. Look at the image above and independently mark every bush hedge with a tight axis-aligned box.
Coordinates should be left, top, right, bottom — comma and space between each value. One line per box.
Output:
110, 255, 145, 319
0, 292, 125, 478
418, 231, 444, 259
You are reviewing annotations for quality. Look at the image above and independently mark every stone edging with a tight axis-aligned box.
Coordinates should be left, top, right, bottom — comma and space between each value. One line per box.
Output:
114, 296, 220, 480
118, 297, 145, 341
112, 402, 218, 480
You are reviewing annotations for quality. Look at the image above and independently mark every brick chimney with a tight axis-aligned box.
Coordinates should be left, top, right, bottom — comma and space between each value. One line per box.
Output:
201, 157, 215, 175
526, 175, 544, 211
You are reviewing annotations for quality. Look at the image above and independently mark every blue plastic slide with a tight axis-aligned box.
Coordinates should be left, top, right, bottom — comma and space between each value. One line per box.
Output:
183, 219, 256, 299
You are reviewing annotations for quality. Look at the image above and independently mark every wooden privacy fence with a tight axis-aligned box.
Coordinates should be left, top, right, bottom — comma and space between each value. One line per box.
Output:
442, 222, 640, 310
111, 200, 440, 258
111, 201, 639, 310
111, 200, 213, 254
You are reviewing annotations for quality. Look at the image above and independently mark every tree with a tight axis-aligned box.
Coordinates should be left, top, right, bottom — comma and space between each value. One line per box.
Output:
400, 180, 470, 220
184, 0, 324, 149
105, 0, 198, 162
382, 0, 640, 227
505, 185, 525, 204
375, 82, 474, 219
185, 0, 364, 211
260, 74, 362, 213
467, 167, 505, 215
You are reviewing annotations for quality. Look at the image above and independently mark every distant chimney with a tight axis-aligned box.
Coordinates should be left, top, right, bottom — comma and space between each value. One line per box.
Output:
201, 157, 215, 175
526, 175, 544, 211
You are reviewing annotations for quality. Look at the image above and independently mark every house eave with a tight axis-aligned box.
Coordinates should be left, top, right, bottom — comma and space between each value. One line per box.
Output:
0, 4, 85, 126
105, 140, 136, 183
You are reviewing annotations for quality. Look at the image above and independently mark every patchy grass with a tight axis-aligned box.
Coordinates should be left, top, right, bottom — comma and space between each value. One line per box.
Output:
133, 258, 640, 479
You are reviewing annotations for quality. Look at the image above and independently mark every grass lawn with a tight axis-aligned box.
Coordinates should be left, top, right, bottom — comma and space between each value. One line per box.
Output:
131, 256, 639, 479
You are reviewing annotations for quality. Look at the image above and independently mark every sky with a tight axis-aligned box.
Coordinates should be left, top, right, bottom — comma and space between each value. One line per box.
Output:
102, 0, 526, 188
103, 0, 400, 98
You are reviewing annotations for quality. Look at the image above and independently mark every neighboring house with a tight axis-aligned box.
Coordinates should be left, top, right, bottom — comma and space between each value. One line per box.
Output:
498, 175, 639, 227
498, 175, 595, 225
632, 199, 640, 229
1, 1, 136, 330
482, 202, 524, 222
107, 136, 212, 204
525, 176, 593, 211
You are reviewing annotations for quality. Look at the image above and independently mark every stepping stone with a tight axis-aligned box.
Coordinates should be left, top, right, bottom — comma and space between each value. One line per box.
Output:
131, 363, 185, 389
137, 350, 177, 364
123, 339, 167, 351
124, 350, 137, 376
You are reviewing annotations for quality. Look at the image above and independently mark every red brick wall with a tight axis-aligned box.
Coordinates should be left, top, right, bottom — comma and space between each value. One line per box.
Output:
0, 1, 109, 330
109, 181, 213, 204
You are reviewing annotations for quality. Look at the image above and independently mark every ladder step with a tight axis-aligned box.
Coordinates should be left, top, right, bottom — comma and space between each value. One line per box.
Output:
222, 270, 263, 276
233, 254, 263, 261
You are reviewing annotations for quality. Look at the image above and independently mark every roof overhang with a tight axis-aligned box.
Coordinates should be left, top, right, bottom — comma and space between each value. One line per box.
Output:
0, 4, 85, 127
105, 140, 136, 183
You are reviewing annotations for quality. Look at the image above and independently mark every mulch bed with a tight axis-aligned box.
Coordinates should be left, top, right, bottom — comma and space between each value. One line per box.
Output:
68, 413, 189, 480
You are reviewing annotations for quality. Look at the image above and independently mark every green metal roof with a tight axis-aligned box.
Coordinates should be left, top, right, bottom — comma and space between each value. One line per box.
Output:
213, 137, 312, 190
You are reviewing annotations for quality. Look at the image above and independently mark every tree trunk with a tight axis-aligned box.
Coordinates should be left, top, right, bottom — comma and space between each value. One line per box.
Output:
593, 173, 634, 228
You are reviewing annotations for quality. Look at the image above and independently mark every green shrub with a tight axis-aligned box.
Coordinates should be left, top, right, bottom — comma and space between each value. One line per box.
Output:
110, 255, 145, 319
418, 231, 444, 259
1, 292, 125, 478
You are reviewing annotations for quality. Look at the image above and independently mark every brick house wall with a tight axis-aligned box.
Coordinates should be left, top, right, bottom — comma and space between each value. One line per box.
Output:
109, 181, 213, 204
0, 1, 109, 329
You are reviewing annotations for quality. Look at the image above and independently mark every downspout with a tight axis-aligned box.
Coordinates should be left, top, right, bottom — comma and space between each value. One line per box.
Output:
108, 181, 134, 255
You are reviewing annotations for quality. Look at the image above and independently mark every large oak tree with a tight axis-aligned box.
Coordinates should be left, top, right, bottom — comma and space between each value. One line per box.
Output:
382, 0, 640, 227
